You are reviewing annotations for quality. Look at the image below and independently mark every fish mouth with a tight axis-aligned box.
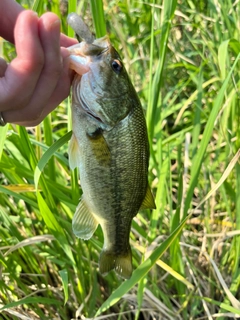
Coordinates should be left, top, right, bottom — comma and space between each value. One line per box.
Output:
67, 43, 90, 75
67, 37, 110, 75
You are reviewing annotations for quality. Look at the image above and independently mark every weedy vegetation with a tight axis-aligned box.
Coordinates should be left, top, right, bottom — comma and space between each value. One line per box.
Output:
0, 0, 240, 319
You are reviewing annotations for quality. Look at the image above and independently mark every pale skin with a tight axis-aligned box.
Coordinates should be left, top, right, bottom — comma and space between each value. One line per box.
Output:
0, 0, 78, 126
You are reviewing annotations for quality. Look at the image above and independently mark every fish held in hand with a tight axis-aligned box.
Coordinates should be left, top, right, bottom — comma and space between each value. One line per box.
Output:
67, 17, 155, 279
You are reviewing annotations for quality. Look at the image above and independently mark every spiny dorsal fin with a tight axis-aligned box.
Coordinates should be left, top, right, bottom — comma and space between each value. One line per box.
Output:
140, 184, 156, 210
68, 133, 81, 170
72, 197, 98, 240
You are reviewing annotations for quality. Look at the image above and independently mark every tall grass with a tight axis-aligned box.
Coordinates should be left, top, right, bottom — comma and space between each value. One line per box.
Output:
0, 0, 240, 319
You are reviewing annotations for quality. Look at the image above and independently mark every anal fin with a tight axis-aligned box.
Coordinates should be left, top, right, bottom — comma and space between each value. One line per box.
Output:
72, 197, 98, 240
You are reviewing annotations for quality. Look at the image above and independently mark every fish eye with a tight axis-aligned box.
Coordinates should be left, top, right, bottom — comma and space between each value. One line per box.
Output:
111, 59, 122, 74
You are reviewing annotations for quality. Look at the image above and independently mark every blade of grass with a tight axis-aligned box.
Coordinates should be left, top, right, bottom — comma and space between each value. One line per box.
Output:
203, 252, 240, 310
68, 0, 77, 37
0, 297, 61, 312
183, 53, 240, 218
199, 297, 240, 316
218, 39, 240, 80
147, 0, 177, 142
36, 191, 75, 266
34, 131, 72, 191
18, 126, 56, 211
59, 269, 69, 305
146, 0, 156, 139
43, 115, 55, 183
0, 125, 9, 161
150, 155, 169, 240
90, 0, 106, 37
0, 185, 38, 209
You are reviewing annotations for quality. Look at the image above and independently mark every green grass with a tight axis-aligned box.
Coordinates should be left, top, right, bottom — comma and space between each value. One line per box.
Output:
0, 0, 240, 319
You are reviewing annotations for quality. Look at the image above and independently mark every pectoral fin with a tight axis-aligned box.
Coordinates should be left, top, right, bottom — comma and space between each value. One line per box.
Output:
87, 129, 111, 166
140, 184, 156, 210
68, 133, 81, 170
72, 197, 98, 240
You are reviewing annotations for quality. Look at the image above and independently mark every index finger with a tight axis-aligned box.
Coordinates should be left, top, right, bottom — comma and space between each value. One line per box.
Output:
0, 10, 44, 111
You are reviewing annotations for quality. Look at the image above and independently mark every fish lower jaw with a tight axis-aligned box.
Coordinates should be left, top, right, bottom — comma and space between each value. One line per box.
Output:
69, 56, 90, 75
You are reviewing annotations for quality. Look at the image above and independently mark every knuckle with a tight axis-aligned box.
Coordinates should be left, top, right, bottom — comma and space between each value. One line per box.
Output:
29, 111, 43, 122
28, 119, 42, 126
45, 57, 62, 78
1, 87, 29, 111
11, 93, 31, 111
21, 108, 43, 123
0, 57, 7, 77
23, 54, 45, 74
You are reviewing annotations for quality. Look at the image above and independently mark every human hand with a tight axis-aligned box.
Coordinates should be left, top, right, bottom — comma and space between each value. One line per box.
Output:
0, 10, 78, 126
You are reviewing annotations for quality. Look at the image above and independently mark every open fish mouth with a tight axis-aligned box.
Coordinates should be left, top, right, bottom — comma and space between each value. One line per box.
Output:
67, 37, 110, 75
67, 45, 104, 125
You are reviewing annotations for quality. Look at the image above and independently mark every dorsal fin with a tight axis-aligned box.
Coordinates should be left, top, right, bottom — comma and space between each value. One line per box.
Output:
140, 184, 156, 210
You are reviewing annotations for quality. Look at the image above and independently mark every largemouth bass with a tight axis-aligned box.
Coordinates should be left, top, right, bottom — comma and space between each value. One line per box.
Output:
67, 15, 155, 279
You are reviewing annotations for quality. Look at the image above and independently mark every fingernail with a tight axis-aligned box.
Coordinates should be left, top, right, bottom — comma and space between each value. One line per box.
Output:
52, 19, 61, 29
31, 11, 38, 18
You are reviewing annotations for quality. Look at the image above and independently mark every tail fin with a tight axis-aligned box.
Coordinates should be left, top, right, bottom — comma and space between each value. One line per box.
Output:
99, 249, 132, 279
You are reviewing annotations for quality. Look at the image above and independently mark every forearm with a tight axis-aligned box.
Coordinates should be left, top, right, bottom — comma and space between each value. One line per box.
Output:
0, 0, 24, 43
